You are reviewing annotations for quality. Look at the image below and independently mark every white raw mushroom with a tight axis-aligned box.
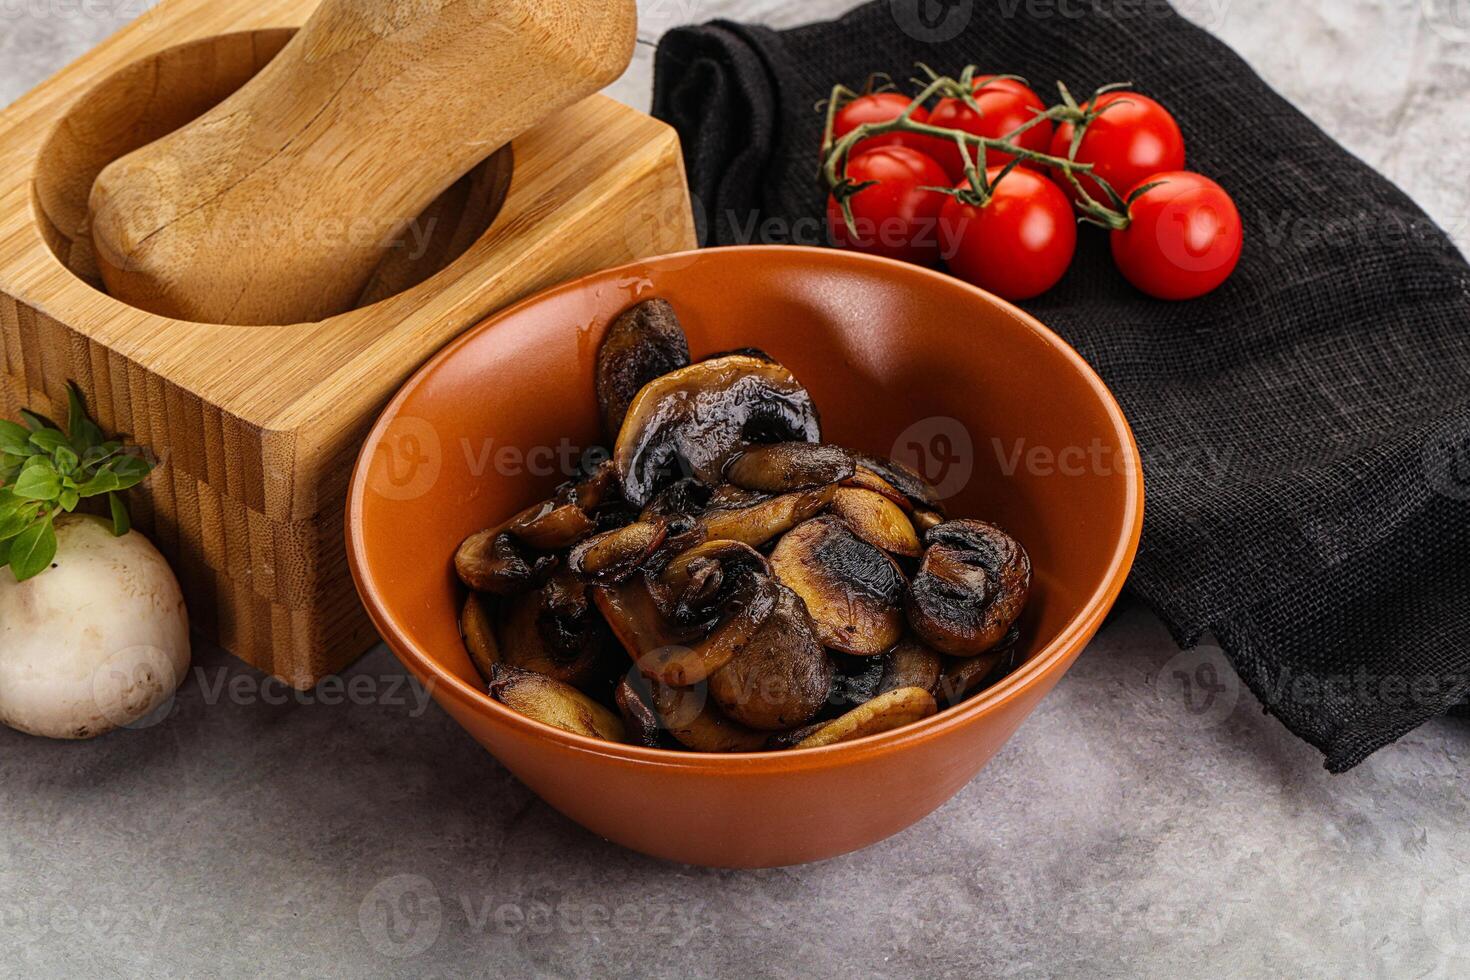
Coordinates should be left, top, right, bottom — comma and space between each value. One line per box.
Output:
0, 515, 189, 739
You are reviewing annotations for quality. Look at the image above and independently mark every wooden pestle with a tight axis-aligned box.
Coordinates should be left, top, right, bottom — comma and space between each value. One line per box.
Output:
89, 0, 637, 325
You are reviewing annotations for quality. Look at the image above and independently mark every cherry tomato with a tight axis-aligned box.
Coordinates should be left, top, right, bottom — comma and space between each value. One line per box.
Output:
927, 76, 1054, 183
1049, 91, 1185, 206
940, 166, 1077, 301
832, 93, 946, 161
828, 147, 951, 264
1110, 172, 1242, 300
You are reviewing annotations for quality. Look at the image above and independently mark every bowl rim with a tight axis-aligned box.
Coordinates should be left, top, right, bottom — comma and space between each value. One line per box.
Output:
346, 244, 1144, 773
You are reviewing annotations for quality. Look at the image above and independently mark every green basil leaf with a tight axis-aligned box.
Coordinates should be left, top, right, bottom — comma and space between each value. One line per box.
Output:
19, 410, 59, 434
0, 500, 33, 541
58, 488, 79, 512
0, 535, 10, 569
8, 518, 57, 581
66, 384, 104, 453
109, 453, 155, 491
109, 492, 131, 537
52, 446, 79, 475
0, 419, 33, 456
78, 469, 121, 497
12, 458, 60, 500
28, 429, 71, 455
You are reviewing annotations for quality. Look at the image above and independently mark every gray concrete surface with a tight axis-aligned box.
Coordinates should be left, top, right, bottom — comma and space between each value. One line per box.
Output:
3, 1, 1468, 977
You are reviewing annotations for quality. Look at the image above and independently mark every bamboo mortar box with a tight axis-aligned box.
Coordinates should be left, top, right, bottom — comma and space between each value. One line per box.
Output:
0, 0, 696, 686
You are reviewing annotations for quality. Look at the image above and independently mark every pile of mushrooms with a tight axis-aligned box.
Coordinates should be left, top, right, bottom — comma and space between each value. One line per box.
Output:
454, 299, 1031, 752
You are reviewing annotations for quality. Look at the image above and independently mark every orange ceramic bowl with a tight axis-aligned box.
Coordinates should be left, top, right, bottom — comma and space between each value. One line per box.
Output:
347, 246, 1143, 868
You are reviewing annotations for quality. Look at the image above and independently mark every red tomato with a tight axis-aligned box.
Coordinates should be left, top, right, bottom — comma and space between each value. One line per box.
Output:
828, 147, 952, 264
1049, 91, 1185, 206
1111, 172, 1242, 300
832, 93, 946, 160
926, 76, 1054, 183
940, 166, 1077, 301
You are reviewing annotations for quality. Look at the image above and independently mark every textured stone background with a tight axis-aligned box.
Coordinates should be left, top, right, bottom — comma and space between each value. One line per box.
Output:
2, 1, 1468, 977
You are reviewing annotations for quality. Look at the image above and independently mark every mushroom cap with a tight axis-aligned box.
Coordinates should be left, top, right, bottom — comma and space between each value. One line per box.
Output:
613, 355, 822, 506
0, 516, 189, 740
905, 520, 1032, 657
595, 298, 691, 441
770, 515, 906, 656
708, 583, 834, 732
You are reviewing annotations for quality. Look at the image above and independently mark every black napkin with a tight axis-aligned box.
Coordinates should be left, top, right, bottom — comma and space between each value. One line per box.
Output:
653, 0, 1470, 771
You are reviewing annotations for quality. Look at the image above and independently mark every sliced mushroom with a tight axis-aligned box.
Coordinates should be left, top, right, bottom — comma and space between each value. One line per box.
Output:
723, 442, 855, 494
770, 516, 905, 656
794, 687, 938, 749
595, 298, 691, 441
645, 680, 769, 753
698, 484, 836, 549
569, 519, 669, 583
831, 487, 922, 557
460, 593, 500, 684
594, 547, 779, 689
935, 651, 1004, 707
853, 453, 946, 514
494, 579, 611, 689
905, 520, 1031, 657
640, 478, 713, 522
613, 355, 822, 506
454, 528, 552, 595
912, 510, 945, 533
765, 723, 826, 750
615, 677, 664, 748
878, 637, 944, 696
489, 665, 627, 742
842, 468, 913, 511
708, 583, 833, 732
505, 499, 597, 551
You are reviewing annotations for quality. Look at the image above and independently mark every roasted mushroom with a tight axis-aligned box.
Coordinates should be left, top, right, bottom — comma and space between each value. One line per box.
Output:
878, 637, 944, 696
645, 679, 769, 753
936, 651, 1005, 707
698, 484, 836, 549
770, 516, 905, 656
569, 519, 670, 583
613, 355, 822, 506
905, 520, 1031, 657
723, 442, 855, 494
454, 528, 552, 594
826, 653, 888, 715
831, 487, 922, 557
615, 677, 665, 748
504, 499, 597, 551
595, 298, 692, 441
794, 687, 938, 749
492, 576, 612, 689
852, 453, 947, 514
490, 666, 626, 741
707, 583, 833, 731
460, 593, 499, 682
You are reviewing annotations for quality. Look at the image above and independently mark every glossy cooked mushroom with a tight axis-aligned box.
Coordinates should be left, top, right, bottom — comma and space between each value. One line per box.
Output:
615, 677, 665, 748
697, 484, 836, 549
831, 487, 922, 558
645, 679, 769, 753
723, 442, 855, 494
905, 520, 1032, 657
492, 574, 613, 689
454, 528, 552, 594
595, 299, 692, 441
770, 516, 906, 656
613, 355, 822, 506
489, 665, 627, 742
878, 637, 944, 696
852, 453, 947, 514
569, 519, 670, 583
707, 582, 834, 731
793, 687, 938, 749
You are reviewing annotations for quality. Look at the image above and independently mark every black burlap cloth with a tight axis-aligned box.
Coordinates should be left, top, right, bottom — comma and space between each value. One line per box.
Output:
652, 0, 1470, 771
